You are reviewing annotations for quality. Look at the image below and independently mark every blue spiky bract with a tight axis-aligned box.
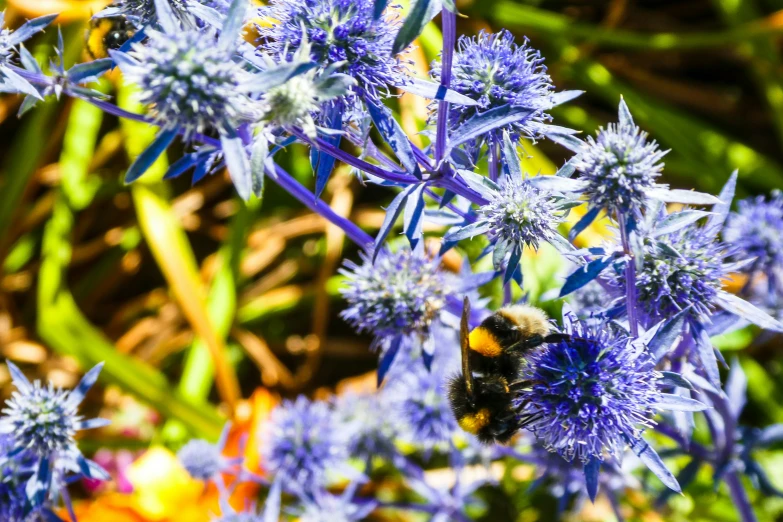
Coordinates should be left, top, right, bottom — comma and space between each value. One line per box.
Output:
259, 0, 406, 106
434, 29, 554, 149
519, 314, 661, 463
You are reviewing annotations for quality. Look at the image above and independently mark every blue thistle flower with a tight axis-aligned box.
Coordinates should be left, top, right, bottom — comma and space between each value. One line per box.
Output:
433, 30, 554, 149
387, 363, 458, 450
518, 314, 662, 464
0, 11, 57, 99
724, 191, 783, 301
99, 0, 228, 29
339, 248, 453, 345
261, 396, 354, 490
0, 362, 110, 510
214, 514, 263, 522
517, 309, 703, 495
334, 392, 399, 460
574, 99, 667, 218
258, 0, 406, 106
177, 440, 223, 481
118, 29, 256, 140
0, 435, 32, 522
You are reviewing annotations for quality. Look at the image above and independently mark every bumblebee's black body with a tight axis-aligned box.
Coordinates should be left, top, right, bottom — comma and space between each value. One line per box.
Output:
447, 298, 552, 445
86, 16, 136, 60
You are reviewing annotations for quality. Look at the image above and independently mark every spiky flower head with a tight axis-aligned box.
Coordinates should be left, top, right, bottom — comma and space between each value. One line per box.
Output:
607, 217, 731, 325
259, 0, 406, 106
433, 30, 554, 148
339, 248, 452, 343
480, 175, 568, 251
258, 42, 355, 137
388, 363, 458, 449
334, 392, 399, 459
518, 313, 661, 463
261, 396, 351, 489
0, 435, 32, 522
214, 514, 263, 522
574, 100, 667, 217
119, 30, 255, 139
177, 439, 223, 480
724, 191, 783, 298
0, 363, 108, 459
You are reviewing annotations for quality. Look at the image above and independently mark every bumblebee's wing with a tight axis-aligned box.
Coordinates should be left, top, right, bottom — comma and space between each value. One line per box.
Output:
461, 296, 475, 400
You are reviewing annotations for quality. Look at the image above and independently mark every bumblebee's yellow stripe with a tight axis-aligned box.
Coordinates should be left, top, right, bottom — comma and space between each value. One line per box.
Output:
469, 327, 502, 357
458, 408, 491, 434
87, 20, 112, 59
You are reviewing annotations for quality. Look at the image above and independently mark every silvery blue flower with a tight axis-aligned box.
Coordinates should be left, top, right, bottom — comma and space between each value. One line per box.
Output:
0, 362, 110, 510
574, 99, 667, 218
340, 247, 453, 345
258, 0, 407, 106
0, 435, 32, 522
445, 172, 575, 283
261, 396, 354, 490
117, 29, 256, 139
518, 309, 704, 495
724, 191, 783, 303
97, 0, 228, 30
433, 30, 554, 150
334, 392, 400, 461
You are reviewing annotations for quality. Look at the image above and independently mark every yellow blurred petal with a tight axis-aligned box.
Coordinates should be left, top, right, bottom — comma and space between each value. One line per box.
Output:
125, 447, 206, 520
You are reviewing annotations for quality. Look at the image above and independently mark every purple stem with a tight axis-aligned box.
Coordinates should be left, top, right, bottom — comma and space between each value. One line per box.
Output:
618, 213, 639, 337
266, 164, 374, 249
434, 7, 456, 165
725, 470, 759, 522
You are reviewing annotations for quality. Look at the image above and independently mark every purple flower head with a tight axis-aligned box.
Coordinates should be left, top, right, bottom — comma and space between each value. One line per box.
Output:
0, 435, 32, 522
518, 313, 662, 463
261, 396, 352, 490
214, 514, 263, 522
724, 191, 783, 299
387, 362, 458, 450
119, 29, 256, 139
339, 248, 453, 344
0, 362, 110, 511
177, 439, 223, 481
259, 0, 407, 106
606, 212, 732, 326
574, 100, 667, 218
334, 392, 399, 460
433, 30, 554, 148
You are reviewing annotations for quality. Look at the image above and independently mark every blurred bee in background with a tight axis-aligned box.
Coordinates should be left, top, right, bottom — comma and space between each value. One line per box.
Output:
448, 297, 566, 444
86, 15, 136, 59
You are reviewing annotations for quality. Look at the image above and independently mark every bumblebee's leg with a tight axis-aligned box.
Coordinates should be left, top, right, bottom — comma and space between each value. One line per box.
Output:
508, 379, 538, 392
517, 412, 543, 429
543, 333, 570, 343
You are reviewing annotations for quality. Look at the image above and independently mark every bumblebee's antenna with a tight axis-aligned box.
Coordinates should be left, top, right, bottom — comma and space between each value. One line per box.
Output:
461, 296, 475, 400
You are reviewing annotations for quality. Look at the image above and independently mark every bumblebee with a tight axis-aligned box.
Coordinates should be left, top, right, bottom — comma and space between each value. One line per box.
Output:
448, 297, 563, 444
86, 16, 136, 60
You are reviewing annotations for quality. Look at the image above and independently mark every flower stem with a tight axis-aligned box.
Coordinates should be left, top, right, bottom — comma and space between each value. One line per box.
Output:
618, 213, 639, 336
725, 470, 759, 522
434, 7, 456, 166
489, 141, 500, 182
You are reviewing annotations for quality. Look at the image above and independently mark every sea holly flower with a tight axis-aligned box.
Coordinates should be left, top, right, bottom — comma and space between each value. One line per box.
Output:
540, 99, 719, 238
113, 0, 267, 199
96, 0, 229, 30
518, 308, 705, 498
258, 0, 407, 107
433, 30, 555, 152
724, 190, 783, 305
177, 424, 241, 482
334, 392, 400, 461
261, 396, 355, 491
0, 362, 110, 511
444, 169, 576, 284
340, 246, 454, 355
257, 40, 356, 138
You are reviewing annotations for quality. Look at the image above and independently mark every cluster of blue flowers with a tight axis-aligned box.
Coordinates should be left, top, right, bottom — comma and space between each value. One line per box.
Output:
2, 0, 783, 520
